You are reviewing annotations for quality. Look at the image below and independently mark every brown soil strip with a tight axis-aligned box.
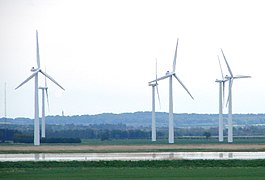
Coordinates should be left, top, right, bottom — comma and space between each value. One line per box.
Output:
1, 144, 265, 151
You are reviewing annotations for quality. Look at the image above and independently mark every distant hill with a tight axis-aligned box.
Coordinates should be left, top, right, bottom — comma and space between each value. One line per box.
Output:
1, 112, 265, 128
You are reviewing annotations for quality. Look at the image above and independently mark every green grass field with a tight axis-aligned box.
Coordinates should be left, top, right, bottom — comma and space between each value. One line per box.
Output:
1, 160, 265, 179
2, 167, 265, 179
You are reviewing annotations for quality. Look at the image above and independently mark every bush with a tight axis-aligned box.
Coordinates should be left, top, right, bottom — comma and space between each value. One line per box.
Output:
13, 133, 33, 143
41, 138, 81, 143
13, 136, 81, 144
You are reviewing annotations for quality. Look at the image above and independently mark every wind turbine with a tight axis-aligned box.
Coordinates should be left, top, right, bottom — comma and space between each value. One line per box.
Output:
15, 30, 65, 145
149, 59, 161, 142
39, 74, 49, 138
215, 55, 227, 142
221, 49, 251, 143
149, 39, 194, 144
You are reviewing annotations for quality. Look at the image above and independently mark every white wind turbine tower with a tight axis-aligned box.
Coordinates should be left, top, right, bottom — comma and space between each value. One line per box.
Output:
15, 30, 65, 145
221, 49, 251, 143
149, 39, 194, 144
149, 59, 161, 142
215, 55, 227, 142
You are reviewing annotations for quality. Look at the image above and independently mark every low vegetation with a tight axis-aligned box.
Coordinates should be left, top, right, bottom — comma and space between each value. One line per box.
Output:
1, 160, 265, 179
2, 159, 265, 168
12, 136, 81, 144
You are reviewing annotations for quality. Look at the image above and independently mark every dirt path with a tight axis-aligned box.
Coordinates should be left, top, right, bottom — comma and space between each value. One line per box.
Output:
1, 144, 265, 151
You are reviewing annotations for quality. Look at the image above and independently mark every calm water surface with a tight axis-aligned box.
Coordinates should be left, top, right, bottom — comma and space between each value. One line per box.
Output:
1, 152, 265, 161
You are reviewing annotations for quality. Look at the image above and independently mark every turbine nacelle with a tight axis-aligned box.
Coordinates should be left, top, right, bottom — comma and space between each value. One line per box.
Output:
149, 72, 175, 84
225, 75, 231, 78
225, 75, 233, 80
39, 87, 48, 89
148, 82, 158, 87
215, 79, 227, 83
31, 67, 39, 72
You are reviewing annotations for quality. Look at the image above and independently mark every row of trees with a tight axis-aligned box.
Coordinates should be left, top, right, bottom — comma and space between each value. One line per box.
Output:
47, 129, 151, 141
0, 129, 151, 142
1, 125, 265, 143
0, 129, 19, 142
0, 129, 81, 143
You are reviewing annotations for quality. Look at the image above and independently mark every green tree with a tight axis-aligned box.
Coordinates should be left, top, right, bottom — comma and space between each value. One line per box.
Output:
100, 130, 110, 141
203, 132, 211, 139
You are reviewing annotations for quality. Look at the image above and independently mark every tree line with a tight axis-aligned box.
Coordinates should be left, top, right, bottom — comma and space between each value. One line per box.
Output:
1, 124, 265, 143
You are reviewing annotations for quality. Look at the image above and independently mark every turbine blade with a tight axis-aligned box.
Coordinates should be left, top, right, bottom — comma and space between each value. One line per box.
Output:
233, 75, 251, 79
155, 58, 158, 82
172, 38, 179, 72
173, 74, 194, 99
226, 79, 233, 107
40, 70, 65, 91
36, 30, 41, 69
15, 71, 38, 90
217, 55, 224, 80
221, 48, 233, 77
226, 94, 229, 107
222, 82, 225, 106
156, 85, 161, 109
44, 67, 49, 111
45, 88, 50, 112
44, 67, 48, 87
154, 58, 161, 108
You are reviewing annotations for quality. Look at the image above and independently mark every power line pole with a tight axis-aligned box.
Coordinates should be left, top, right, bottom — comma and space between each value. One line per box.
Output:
2, 82, 7, 143
4, 82, 6, 118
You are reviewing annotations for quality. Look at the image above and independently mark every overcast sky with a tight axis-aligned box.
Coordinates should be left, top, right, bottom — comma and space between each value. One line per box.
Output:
0, 0, 264, 118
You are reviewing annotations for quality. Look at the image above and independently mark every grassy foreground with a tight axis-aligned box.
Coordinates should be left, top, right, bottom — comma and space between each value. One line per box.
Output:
1, 160, 265, 179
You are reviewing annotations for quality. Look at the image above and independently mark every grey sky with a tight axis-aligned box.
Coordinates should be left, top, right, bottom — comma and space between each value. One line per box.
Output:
0, 0, 264, 118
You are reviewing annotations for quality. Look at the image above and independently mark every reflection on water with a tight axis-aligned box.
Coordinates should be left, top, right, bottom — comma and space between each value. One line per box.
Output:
1, 152, 265, 162
169, 152, 174, 159
34, 153, 39, 160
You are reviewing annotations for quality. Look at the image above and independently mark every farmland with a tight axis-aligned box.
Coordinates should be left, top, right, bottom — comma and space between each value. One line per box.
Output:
2, 137, 265, 153
1, 160, 265, 179
1, 139, 265, 179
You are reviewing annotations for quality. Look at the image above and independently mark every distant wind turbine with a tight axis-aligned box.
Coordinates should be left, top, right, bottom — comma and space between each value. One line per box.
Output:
221, 49, 251, 143
149, 59, 161, 142
39, 74, 49, 138
15, 30, 65, 145
149, 39, 194, 144
215, 55, 228, 142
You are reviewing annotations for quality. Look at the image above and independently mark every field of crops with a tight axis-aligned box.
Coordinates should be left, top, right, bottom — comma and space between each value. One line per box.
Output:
1, 160, 265, 179
2, 138, 265, 178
